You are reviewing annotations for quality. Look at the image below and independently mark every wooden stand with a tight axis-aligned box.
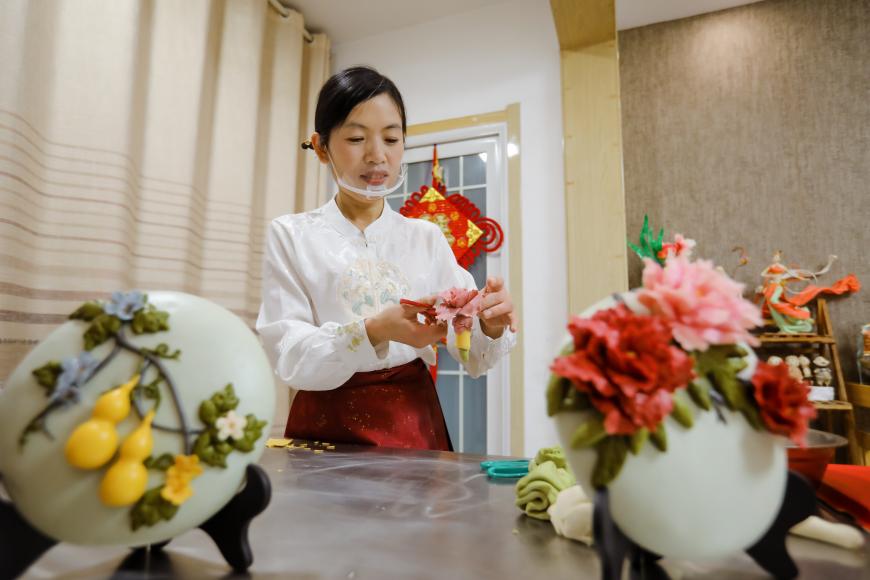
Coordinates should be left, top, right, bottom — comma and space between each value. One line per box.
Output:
0, 463, 271, 579
758, 299, 862, 465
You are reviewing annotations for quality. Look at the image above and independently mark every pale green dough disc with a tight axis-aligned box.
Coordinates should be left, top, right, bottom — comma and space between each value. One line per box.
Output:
0, 291, 275, 546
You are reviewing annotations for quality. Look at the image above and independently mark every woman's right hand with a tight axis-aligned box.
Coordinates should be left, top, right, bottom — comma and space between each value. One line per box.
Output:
365, 297, 446, 349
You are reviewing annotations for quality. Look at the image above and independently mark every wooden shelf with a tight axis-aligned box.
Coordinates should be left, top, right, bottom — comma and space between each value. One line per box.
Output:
758, 334, 835, 344
813, 400, 853, 411
755, 299, 863, 465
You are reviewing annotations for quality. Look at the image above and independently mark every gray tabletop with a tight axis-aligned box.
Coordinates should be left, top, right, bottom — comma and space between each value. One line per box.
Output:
21, 445, 870, 579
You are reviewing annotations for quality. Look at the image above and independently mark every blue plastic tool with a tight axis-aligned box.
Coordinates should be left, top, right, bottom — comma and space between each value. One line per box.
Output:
479, 459, 530, 479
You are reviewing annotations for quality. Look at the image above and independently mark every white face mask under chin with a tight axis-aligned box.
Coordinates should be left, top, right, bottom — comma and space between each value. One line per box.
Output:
327, 153, 407, 200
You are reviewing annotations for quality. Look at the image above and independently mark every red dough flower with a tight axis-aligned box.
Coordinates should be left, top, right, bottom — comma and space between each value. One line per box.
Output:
551, 305, 695, 435
750, 362, 816, 445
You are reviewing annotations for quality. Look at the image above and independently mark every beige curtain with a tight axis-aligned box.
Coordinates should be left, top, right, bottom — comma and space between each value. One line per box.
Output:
0, 0, 330, 382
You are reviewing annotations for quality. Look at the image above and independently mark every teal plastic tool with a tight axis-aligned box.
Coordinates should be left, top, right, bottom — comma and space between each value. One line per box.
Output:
480, 459, 530, 479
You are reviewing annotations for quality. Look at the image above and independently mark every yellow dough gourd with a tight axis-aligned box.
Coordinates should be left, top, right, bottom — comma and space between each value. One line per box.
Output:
64, 374, 140, 469
456, 330, 471, 362
99, 409, 155, 507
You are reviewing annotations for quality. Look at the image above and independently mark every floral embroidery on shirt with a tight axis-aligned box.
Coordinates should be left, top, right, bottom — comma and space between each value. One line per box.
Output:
338, 259, 411, 318
338, 321, 365, 352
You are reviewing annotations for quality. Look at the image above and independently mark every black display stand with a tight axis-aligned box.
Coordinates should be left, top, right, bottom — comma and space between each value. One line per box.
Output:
0, 497, 56, 580
592, 470, 817, 580
746, 471, 817, 579
0, 463, 271, 579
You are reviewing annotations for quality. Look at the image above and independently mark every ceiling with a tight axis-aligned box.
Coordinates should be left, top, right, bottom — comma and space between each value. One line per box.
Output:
281, 0, 766, 45
616, 0, 765, 30
281, 0, 510, 45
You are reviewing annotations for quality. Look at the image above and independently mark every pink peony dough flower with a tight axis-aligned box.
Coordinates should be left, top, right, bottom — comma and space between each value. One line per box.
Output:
638, 255, 762, 352
435, 287, 483, 333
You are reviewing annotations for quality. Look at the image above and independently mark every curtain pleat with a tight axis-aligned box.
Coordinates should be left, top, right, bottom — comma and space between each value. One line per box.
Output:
0, 0, 330, 383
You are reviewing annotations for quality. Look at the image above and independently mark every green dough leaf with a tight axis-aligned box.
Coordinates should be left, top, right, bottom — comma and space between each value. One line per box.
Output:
144, 453, 175, 471
671, 392, 694, 428
627, 215, 666, 265
688, 377, 713, 411
32, 361, 63, 395
199, 384, 239, 426
83, 313, 122, 350
132, 374, 163, 411
199, 400, 218, 426
547, 341, 584, 416
548, 381, 591, 416
143, 380, 162, 408
195, 384, 265, 464
650, 422, 668, 452
140, 343, 181, 359
563, 389, 591, 413
130, 486, 179, 531
570, 417, 608, 449
232, 414, 267, 453
546, 373, 570, 417
18, 414, 50, 448
193, 430, 232, 468
693, 345, 752, 413
592, 436, 629, 488
130, 305, 170, 335
69, 301, 104, 322
629, 428, 649, 455
740, 401, 764, 430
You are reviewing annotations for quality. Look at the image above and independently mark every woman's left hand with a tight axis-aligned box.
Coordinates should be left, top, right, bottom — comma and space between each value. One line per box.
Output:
478, 276, 517, 339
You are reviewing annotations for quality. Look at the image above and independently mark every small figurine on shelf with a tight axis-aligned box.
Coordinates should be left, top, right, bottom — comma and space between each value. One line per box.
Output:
756, 251, 860, 334
860, 324, 870, 382
863, 324, 870, 357
767, 355, 784, 366
798, 355, 812, 379
812, 356, 833, 387
784, 355, 805, 382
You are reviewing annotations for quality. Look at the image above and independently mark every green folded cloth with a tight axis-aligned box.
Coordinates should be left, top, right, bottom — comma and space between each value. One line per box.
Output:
528, 445, 570, 472
515, 459, 576, 520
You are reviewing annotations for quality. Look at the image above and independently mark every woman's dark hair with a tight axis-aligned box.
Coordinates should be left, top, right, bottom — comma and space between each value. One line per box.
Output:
310, 66, 406, 149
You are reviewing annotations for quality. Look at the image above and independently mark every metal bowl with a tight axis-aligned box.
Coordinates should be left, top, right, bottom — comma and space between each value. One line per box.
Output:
786, 429, 848, 489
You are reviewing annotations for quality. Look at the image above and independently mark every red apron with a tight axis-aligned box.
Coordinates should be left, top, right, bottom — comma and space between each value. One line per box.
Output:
285, 358, 452, 451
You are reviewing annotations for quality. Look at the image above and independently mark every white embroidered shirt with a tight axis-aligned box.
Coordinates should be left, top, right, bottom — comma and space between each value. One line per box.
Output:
256, 198, 516, 391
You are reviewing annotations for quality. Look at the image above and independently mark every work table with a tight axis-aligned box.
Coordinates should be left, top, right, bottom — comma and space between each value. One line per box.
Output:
21, 445, 870, 578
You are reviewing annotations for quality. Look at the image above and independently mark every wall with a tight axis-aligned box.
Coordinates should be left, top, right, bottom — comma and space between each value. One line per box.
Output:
332, 0, 566, 454
620, 0, 870, 383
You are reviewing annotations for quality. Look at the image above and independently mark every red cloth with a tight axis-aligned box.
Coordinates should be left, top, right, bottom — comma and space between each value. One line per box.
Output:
818, 464, 870, 531
285, 358, 452, 451
787, 273, 861, 307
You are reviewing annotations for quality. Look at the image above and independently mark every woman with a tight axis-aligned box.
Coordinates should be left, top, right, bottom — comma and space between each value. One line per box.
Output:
256, 66, 516, 450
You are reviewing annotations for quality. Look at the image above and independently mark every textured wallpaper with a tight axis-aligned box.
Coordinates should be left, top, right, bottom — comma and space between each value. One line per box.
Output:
619, 0, 870, 384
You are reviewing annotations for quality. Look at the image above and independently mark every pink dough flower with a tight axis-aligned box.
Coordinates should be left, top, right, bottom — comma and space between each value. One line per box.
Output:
638, 255, 762, 352
435, 287, 483, 333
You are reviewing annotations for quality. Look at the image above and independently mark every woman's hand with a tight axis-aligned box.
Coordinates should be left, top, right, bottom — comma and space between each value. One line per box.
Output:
478, 277, 517, 339
365, 296, 447, 349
